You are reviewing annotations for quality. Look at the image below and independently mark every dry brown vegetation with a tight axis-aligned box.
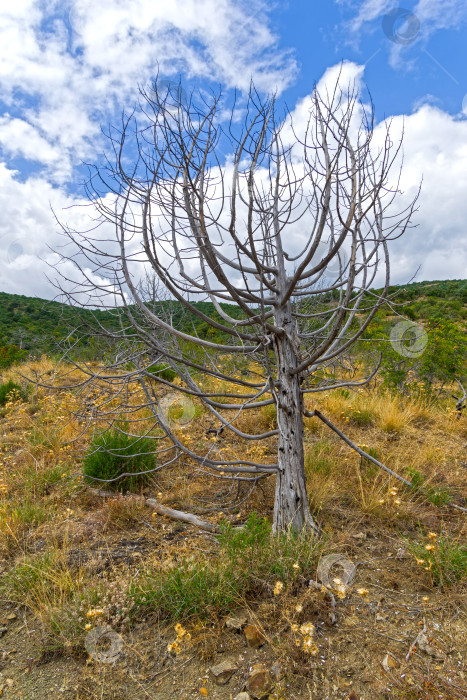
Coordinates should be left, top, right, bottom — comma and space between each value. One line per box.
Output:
0, 358, 465, 699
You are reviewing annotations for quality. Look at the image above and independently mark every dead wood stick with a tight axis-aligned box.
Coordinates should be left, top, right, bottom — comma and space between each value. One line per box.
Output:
87, 487, 118, 498
405, 618, 427, 662
306, 409, 412, 485
146, 499, 220, 532
305, 409, 467, 514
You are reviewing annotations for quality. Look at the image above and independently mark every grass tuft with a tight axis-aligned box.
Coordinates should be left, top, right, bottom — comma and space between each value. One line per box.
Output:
129, 513, 324, 622
407, 529, 467, 587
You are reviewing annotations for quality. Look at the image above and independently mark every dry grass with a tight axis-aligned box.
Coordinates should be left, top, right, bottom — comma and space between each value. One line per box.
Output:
0, 359, 465, 699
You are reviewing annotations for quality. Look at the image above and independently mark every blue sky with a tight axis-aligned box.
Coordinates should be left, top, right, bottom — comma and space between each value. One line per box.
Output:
279, 1, 466, 119
0, 0, 466, 299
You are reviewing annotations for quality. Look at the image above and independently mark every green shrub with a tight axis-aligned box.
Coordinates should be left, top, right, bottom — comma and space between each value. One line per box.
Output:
13, 500, 51, 525
130, 560, 240, 621
146, 363, 177, 382
24, 464, 68, 497
407, 531, 467, 587
0, 344, 27, 369
343, 406, 373, 426
218, 513, 322, 582
406, 467, 452, 507
82, 423, 156, 492
0, 379, 25, 406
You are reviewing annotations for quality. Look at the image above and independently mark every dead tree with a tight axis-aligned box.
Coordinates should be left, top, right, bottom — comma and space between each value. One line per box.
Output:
51, 79, 418, 533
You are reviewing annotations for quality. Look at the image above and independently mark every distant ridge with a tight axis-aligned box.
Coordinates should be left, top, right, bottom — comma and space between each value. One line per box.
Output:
0, 279, 465, 356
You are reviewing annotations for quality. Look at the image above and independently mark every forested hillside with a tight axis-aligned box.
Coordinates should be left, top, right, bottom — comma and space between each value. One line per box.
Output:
0, 280, 465, 384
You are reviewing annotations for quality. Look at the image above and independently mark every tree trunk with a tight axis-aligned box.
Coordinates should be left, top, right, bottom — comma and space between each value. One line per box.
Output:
272, 314, 317, 533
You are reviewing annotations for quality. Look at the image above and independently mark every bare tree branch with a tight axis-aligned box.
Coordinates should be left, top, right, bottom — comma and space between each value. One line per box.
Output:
44, 75, 419, 532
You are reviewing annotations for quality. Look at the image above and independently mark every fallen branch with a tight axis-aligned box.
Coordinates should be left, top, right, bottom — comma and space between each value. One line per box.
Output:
305, 409, 467, 514
306, 409, 412, 485
146, 499, 220, 532
406, 618, 427, 662
87, 487, 118, 498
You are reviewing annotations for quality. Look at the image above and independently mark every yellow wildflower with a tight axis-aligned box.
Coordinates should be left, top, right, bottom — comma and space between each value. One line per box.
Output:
273, 581, 284, 596
302, 638, 318, 655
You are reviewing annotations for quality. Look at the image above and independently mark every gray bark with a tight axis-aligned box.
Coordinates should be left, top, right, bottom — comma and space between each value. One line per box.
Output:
272, 298, 316, 532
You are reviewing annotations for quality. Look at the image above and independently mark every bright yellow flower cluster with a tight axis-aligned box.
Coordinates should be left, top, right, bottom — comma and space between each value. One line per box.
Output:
167, 623, 191, 655
414, 532, 438, 572
86, 608, 104, 618
291, 621, 318, 655
273, 581, 284, 596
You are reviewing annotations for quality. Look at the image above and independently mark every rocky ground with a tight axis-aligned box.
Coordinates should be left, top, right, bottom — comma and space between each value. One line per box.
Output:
0, 512, 466, 700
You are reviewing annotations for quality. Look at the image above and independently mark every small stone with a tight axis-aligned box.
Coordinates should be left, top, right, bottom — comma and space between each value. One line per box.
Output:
244, 624, 266, 649
351, 532, 366, 539
5, 614, 17, 621
416, 632, 444, 659
234, 694, 251, 700
209, 659, 238, 685
382, 653, 399, 671
246, 664, 273, 699
376, 613, 387, 622
225, 612, 248, 631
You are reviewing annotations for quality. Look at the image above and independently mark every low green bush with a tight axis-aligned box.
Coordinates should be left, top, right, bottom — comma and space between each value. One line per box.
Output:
0, 379, 25, 406
0, 344, 27, 369
82, 423, 156, 492
343, 406, 373, 426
